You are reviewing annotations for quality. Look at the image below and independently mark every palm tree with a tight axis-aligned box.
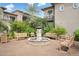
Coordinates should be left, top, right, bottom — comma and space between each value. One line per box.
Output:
28, 3, 37, 15
26, 3, 39, 23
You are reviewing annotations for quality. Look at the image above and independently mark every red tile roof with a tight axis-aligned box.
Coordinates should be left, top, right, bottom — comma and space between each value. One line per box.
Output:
4, 12, 17, 16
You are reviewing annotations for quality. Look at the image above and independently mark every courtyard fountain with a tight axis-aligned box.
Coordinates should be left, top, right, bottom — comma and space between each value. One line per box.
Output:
28, 25, 50, 45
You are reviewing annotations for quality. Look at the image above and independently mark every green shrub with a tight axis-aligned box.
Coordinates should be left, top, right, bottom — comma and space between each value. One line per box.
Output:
74, 29, 79, 41
0, 20, 8, 32
44, 26, 50, 33
44, 25, 54, 33
11, 21, 28, 33
25, 24, 36, 36
7, 31, 14, 40
43, 21, 54, 33
11, 21, 36, 37
47, 22, 54, 33
53, 26, 67, 36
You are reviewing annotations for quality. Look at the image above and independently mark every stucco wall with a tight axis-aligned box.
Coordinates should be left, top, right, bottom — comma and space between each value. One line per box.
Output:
14, 11, 23, 21
55, 3, 79, 34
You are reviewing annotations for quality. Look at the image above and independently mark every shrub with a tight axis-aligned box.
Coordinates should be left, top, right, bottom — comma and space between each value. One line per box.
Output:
25, 24, 36, 36
46, 22, 54, 33
11, 21, 28, 33
74, 29, 79, 41
44, 25, 54, 33
53, 26, 67, 36
7, 31, 14, 40
10, 21, 36, 37
0, 20, 8, 32
44, 26, 50, 33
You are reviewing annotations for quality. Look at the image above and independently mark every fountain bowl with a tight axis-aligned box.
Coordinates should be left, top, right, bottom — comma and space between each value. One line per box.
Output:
28, 37, 50, 45
28, 37, 50, 42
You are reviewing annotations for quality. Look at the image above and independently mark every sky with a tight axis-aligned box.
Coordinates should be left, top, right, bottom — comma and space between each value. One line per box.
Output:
0, 3, 52, 17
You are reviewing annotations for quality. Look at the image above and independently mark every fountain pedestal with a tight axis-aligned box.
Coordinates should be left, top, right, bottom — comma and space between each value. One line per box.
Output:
36, 28, 42, 41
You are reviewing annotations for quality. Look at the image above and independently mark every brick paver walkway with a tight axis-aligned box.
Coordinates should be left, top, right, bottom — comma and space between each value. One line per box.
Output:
0, 39, 79, 56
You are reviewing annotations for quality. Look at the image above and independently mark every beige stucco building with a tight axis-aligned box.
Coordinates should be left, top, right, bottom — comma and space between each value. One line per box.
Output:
0, 7, 30, 22
42, 3, 79, 34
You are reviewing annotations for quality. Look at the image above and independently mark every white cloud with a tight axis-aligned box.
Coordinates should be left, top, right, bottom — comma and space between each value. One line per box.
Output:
5, 4, 15, 12
37, 3, 46, 6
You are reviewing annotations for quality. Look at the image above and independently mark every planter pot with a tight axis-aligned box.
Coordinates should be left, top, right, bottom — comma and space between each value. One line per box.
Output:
44, 33, 57, 39
14, 32, 28, 40
0, 33, 8, 43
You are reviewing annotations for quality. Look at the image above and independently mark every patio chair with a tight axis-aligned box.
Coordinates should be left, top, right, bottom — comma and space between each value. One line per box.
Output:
59, 35, 74, 52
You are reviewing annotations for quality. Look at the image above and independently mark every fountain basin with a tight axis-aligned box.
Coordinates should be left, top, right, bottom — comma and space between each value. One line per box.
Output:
28, 37, 50, 45
28, 37, 50, 42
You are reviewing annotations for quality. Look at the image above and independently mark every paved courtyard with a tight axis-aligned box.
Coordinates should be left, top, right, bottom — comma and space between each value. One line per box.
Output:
0, 39, 79, 56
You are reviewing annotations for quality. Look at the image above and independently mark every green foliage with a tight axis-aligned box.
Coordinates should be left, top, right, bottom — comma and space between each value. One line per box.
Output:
53, 26, 67, 36
11, 21, 36, 36
44, 26, 50, 33
7, 31, 14, 40
74, 29, 79, 41
25, 23, 36, 33
31, 17, 54, 33
44, 22, 54, 33
11, 21, 28, 33
0, 20, 8, 32
30, 17, 47, 28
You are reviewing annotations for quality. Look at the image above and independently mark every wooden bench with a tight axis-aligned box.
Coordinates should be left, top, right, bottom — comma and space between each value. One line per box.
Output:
14, 32, 28, 40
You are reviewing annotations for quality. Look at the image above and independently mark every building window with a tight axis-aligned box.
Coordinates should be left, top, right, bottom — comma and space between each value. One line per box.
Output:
73, 3, 79, 9
23, 16, 27, 21
59, 5, 64, 11
48, 10, 53, 15
10, 16, 15, 21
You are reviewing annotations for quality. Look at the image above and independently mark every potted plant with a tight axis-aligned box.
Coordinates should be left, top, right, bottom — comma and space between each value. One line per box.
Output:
10, 21, 29, 40
74, 29, 79, 48
53, 26, 67, 40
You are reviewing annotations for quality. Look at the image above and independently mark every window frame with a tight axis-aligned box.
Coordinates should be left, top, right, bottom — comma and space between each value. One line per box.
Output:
59, 5, 64, 11
47, 10, 53, 15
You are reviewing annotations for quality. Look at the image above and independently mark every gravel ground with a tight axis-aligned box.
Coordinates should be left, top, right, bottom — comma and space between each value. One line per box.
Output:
0, 39, 79, 56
